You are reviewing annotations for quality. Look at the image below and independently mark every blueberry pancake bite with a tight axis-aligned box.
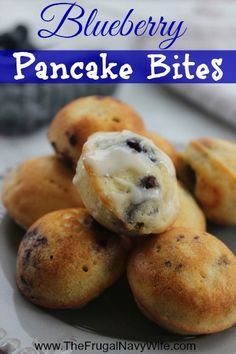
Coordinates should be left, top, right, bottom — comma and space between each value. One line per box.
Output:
1, 155, 83, 229
180, 138, 236, 225
127, 228, 236, 335
48, 95, 145, 166
173, 183, 206, 231
73, 131, 179, 236
16, 208, 130, 309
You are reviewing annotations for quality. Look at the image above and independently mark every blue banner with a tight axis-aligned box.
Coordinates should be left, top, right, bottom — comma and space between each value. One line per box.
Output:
0, 50, 235, 83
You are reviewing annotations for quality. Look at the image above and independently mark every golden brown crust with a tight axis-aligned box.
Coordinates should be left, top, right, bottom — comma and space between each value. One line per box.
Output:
16, 208, 129, 309
1, 155, 83, 229
48, 96, 145, 166
127, 228, 236, 335
172, 183, 206, 231
181, 138, 236, 225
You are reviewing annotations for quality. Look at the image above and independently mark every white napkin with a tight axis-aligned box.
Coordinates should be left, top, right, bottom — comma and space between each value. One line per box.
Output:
142, 1, 236, 129
168, 3, 236, 129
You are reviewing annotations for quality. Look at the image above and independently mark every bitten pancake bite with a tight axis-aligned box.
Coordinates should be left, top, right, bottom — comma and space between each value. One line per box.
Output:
16, 208, 129, 309
180, 138, 236, 225
142, 130, 179, 167
173, 183, 206, 231
73, 130, 179, 236
127, 228, 236, 335
48, 95, 145, 166
1, 155, 83, 229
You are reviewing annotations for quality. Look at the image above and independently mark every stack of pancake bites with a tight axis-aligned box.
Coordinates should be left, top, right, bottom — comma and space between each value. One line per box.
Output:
2, 96, 236, 336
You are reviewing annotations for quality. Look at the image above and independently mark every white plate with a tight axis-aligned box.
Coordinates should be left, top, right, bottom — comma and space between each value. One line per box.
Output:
0, 210, 236, 354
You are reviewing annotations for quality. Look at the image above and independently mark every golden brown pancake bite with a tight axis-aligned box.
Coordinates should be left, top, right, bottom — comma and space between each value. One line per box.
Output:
48, 95, 145, 166
179, 138, 236, 225
127, 227, 236, 335
16, 208, 130, 309
2, 155, 83, 229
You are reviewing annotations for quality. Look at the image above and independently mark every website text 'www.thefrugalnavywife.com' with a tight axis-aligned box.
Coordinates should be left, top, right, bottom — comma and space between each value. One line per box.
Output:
34, 340, 197, 353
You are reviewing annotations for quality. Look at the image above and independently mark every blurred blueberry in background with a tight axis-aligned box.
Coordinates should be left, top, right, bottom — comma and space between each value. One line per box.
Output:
0, 24, 116, 135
